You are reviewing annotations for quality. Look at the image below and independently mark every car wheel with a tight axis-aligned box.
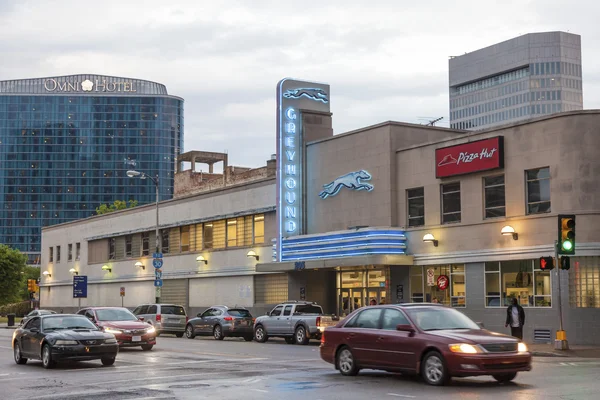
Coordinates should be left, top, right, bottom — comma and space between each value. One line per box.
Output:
243, 335, 254, 342
285, 337, 295, 344
213, 325, 224, 340
421, 351, 450, 386
336, 346, 359, 376
175, 333, 184, 338
185, 324, 196, 339
493, 372, 518, 383
42, 344, 54, 369
141, 344, 153, 351
14, 342, 27, 365
101, 357, 116, 366
295, 326, 309, 345
254, 325, 268, 343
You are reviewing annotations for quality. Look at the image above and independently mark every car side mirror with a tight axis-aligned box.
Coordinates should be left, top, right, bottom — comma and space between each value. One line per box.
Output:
266, 312, 270, 316
30, 328, 39, 333
197, 313, 202, 318
396, 324, 415, 334
476, 322, 485, 328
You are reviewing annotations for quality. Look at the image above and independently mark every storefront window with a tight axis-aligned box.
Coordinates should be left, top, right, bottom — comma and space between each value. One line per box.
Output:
410, 265, 465, 307
569, 256, 600, 308
441, 183, 461, 224
484, 260, 551, 307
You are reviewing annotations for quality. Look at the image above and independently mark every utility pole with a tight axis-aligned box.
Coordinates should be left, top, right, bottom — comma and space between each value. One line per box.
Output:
555, 239, 568, 350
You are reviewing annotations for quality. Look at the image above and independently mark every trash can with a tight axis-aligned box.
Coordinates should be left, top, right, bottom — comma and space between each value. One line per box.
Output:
7, 313, 15, 327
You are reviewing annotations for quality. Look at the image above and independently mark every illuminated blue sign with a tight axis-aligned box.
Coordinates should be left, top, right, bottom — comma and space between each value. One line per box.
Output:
318, 170, 374, 199
276, 78, 331, 262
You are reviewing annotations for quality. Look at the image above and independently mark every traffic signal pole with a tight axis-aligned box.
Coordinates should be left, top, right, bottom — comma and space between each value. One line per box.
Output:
555, 239, 569, 350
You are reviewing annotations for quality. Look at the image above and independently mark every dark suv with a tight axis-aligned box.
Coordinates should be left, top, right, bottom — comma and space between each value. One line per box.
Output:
185, 306, 254, 341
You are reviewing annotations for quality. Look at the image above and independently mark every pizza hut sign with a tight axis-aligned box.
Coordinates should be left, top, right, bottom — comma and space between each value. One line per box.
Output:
435, 136, 504, 178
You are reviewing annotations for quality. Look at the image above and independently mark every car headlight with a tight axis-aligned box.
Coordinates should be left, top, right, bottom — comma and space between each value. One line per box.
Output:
104, 328, 123, 335
448, 343, 481, 354
518, 342, 528, 352
146, 326, 156, 334
105, 338, 118, 344
55, 340, 78, 346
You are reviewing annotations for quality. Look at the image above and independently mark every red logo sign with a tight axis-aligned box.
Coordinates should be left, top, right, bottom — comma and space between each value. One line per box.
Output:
437, 275, 449, 290
435, 136, 504, 178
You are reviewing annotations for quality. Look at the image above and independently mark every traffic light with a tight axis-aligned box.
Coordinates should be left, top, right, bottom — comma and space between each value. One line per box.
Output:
558, 214, 576, 255
560, 256, 571, 271
27, 279, 35, 292
540, 256, 554, 271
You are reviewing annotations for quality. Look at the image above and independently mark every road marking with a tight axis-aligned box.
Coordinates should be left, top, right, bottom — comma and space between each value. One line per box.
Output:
251, 389, 269, 393
387, 394, 415, 398
0, 345, 13, 350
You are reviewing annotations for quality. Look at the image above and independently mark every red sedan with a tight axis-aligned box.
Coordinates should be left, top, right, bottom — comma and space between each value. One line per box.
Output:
320, 303, 531, 385
77, 307, 157, 350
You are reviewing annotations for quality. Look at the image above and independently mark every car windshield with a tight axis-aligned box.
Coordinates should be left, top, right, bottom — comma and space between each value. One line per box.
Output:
39, 310, 56, 315
228, 309, 252, 318
96, 308, 137, 321
42, 316, 98, 332
404, 307, 480, 331
294, 305, 323, 315
161, 306, 186, 315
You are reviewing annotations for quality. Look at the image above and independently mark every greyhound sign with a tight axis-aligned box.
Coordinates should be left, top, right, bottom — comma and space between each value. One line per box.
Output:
318, 170, 374, 199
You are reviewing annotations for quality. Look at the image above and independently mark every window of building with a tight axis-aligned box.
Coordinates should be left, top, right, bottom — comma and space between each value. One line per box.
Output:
212, 220, 226, 249
407, 187, 425, 227
125, 235, 132, 257
484, 260, 551, 307
108, 238, 116, 260
203, 223, 213, 249
161, 229, 170, 254
49, 247, 53, 263
441, 182, 461, 224
483, 175, 505, 218
180, 226, 190, 252
227, 219, 237, 247
56, 245, 61, 262
141, 233, 149, 256
526, 167, 551, 214
569, 257, 600, 308
254, 215, 265, 244
75, 242, 80, 260
409, 265, 465, 307
68, 243, 73, 261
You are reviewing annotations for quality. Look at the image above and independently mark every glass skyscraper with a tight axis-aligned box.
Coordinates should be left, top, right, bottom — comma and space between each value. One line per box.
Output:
0, 74, 184, 264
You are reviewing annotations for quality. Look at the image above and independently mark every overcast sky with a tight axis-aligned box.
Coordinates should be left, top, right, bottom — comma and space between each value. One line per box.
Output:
1, 0, 598, 168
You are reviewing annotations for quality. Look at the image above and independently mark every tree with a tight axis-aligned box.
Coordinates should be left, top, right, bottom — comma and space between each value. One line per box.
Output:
95, 200, 138, 215
0, 245, 27, 305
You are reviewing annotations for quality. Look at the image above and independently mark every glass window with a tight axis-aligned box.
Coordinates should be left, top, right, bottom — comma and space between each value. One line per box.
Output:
67, 243, 72, 261
569, 256, 600, 308
212, 220, 226, 249
346, 308, 382, 329
485, 260, 550, 307
75, 242, 80, 260
161, 229, 169, 254
410, 265, 465, 307
108, 238, 115, 260
441, 182, 461, 224
526, 167, 551, 214
125, 235, 132, 257
227, 219, 237, 247
381, 308, 409, 330
407, 187, 425, 227
161, 306, 185, 315
49, 247, 53, 262
141, 232, 149, 256
254, 214, 264, 244
180, 226, 190, 252
270, 305, 283, 317
147, 305, 158, 314
203, 223, 213, 249
56, 245, 61, 262
484, 175, 505, 218
283, 305, 293, 316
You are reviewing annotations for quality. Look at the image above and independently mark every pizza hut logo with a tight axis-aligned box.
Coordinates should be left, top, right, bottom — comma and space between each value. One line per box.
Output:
438, 148, 497, 167
435, 136, 504, 179
438, 154, 458, 167
437, 275, 449, 290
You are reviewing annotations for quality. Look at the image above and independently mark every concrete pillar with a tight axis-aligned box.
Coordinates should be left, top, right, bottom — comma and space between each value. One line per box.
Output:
208, 163, 214, 174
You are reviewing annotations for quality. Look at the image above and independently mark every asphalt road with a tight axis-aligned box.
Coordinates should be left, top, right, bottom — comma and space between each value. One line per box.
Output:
1, 328, 600, 400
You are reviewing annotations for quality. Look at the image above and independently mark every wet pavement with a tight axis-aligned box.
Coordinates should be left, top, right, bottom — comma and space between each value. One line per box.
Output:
2, 328, 600, 399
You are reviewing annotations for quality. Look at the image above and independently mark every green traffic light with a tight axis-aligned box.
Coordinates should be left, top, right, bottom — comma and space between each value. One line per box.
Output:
562, 240, 573, 251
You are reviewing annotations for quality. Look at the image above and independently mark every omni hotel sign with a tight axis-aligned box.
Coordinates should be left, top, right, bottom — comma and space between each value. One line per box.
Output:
44, 78, 137, 93
275, 78, 330, 262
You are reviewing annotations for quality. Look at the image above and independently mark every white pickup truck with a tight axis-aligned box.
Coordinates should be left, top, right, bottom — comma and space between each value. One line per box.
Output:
253, 301, 337, 345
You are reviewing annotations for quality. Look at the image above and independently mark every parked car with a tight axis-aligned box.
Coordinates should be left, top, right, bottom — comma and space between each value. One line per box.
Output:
253, 301, 335, 345
320, 303, 532, 386
132, 304, 187, 337
12, 314, 118, 369
185, 306, 254, 341
19, 309, 56, 326
77, 307, 156, 350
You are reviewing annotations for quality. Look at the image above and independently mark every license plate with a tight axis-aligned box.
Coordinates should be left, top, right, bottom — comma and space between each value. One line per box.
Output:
132, 336, 141, 342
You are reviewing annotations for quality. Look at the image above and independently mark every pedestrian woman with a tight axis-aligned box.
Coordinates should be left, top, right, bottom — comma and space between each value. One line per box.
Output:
505, 298, 525, 339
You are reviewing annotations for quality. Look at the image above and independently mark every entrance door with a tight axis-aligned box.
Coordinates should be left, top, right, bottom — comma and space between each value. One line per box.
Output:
340, 289, 364, 316
368, 289, 387, 305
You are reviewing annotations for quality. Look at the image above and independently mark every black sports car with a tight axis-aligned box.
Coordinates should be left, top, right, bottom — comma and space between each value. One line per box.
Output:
12, 314, 119, 369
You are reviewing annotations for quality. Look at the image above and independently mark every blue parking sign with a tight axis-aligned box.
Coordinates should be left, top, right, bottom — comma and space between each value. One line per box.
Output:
154, 279, 163, 287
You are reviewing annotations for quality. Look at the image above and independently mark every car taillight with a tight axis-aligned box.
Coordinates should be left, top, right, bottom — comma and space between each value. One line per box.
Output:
316, 316, 321, 327
223, 316, 233, 321
321, 330, 326, 344
186, 316, 189, 323
156, 314, 161, 322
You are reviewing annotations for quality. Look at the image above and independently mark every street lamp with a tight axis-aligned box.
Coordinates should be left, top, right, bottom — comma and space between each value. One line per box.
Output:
127, 170, 161, 302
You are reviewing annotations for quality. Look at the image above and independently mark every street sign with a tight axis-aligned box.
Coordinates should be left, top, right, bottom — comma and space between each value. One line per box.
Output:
153, 259, 163, 269
120, 287, 125, 297
426, 268, 435, 286
154, 279, 163, 287
153, 253, 163, 259
155, 269, 162, 280
73, 275, 88, 298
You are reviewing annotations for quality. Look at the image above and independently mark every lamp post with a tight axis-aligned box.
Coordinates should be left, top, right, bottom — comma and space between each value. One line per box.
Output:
127, 170, 161, 302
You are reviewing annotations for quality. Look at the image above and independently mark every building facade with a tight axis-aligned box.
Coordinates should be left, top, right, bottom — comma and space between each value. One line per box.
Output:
0, 74, 183, 264
449, 31, 583, 130
40, 80, 600, 345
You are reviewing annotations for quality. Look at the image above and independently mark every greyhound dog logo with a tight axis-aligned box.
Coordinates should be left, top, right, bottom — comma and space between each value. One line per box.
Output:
283, 88, 329, 103
319, 170, 374, 199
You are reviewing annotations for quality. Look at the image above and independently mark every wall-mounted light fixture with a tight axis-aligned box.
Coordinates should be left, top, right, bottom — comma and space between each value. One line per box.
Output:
69, 268, 79, 275
501, 225, 518, 240
247, 250, 259, 261
422, 233, 439, 247
135, 261, 145, 270
101, 265, 112, 273
42, 270, 52, 278
196, 255, 208, 265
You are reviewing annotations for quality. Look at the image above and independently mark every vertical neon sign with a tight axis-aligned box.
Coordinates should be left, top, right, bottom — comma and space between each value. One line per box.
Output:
276, 79, 330, 262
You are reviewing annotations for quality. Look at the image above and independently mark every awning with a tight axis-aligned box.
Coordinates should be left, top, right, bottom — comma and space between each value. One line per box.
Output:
256, 254, 413, 272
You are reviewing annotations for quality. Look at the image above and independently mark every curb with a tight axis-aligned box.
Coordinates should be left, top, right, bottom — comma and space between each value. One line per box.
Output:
531, 351, 569, 357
